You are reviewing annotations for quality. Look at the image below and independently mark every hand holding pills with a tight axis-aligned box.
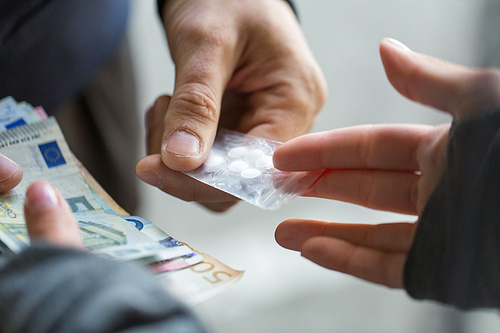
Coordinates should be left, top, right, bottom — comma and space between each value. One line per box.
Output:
137, 0, 327, 212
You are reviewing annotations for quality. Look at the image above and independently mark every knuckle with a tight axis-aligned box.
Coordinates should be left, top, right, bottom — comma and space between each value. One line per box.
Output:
310, 70, 328, 109
455, 68, 500, 115
476, 67, 500, 83
317, 80, 328, 108
172, 86, 219, 125
474, 68, 500, 95
297, 66, 328, 110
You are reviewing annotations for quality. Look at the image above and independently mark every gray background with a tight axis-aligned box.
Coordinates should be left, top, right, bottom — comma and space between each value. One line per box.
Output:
128, 0, 500, 332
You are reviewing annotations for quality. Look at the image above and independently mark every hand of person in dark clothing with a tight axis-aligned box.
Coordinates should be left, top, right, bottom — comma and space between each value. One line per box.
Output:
0, 180, 207, 333
23, 180, 84, 248
136, 0, 327, 212
273, 38, 500, 288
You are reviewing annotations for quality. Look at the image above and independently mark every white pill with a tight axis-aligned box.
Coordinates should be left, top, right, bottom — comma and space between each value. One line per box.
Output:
204, 153, 224, 167
229, 160, 249, 172
255, 156, 273, 168
245, 149, 264, 163
228, 146, 248, 158
241, 168, 262, 179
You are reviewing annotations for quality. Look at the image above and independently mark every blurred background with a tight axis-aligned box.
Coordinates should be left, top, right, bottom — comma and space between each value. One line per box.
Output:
124, 0, 500, 332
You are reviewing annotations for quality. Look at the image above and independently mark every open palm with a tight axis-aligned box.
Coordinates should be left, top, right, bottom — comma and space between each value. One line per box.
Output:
274, 38, 500, 288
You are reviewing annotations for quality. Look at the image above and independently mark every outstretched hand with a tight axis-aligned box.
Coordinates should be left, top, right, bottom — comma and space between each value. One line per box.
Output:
136, 0, 327, 212
274, 38, 500, 288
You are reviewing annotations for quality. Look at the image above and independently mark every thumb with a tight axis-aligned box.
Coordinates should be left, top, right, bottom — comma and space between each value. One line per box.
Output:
380, 38, 500, 121
0, 153, 22, 192
24, 180, 84, 249
161, 48, 236, 172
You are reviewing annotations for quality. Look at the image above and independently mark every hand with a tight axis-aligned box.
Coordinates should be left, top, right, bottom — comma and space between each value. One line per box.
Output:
0, 154, 22, 192
136, 0, 327, 212
24, 180, 84, 249
274, 38, 500, 288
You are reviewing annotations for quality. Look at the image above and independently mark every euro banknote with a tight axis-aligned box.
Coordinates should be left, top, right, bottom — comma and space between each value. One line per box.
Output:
0, 97, 242, 304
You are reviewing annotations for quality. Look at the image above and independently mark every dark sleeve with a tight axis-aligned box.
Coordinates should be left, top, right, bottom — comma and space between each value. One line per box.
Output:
0, 245, 206, 333
404, 107, 500, 310
0, 0, 129, 113
156, 0, 298, 19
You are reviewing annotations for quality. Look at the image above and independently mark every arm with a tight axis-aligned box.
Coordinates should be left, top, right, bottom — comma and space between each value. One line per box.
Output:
0, 245, 205, 333
0, 0, 129, 113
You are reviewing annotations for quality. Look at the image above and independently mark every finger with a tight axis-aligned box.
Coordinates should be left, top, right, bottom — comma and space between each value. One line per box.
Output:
276, 219, 415, 253
136, 154, 239, 212
380, 38, 500, 121
274, 124, 438, 171
160, 19, 240, 172
24, 180, 84, 249
144, 97, 238, 212
146, 95, 171, 155
301, 236, 406, 288
0, 153, 22, 192
304, 169, 420, 214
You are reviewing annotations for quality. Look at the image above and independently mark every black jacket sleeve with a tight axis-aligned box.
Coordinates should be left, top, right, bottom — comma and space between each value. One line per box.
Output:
0, 0, 129, 113
404, 107, 500, 310
0, 245, 206, 333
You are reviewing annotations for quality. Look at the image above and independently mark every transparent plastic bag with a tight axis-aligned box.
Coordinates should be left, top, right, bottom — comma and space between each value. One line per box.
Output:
184, 129, 325, 210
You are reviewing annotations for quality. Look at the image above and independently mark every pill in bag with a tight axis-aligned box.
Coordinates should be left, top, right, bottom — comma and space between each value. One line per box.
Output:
183, 129, 325, 210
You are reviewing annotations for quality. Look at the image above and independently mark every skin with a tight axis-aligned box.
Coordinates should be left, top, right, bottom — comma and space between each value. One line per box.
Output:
136, 0, 327, 212
24, 180, 83, 248
0, 154, 22, 193
273, 38, 500, 288
19, 39, 500, 288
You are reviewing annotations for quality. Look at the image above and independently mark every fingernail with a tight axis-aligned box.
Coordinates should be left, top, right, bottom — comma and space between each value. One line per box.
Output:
164, 131, 200, 157
386, 38, 411, 52
0, 155, 21, 181
137, 171, 162, 188
25, 182, 59, 214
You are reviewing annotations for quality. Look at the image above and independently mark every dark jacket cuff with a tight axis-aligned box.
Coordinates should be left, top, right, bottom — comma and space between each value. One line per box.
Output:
404, 107, 500, 309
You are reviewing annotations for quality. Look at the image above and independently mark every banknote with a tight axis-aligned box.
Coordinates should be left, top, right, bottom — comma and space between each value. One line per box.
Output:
150, 253, 204, 274
0, 97, 243, 303
159, 252, 243, 305
0, 96, 46, 131
82, 158, 244, 304
0, 117, 197, 263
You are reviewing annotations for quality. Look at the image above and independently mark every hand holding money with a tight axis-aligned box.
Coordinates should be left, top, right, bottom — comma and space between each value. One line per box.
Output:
24, 180, 84, 249
0, 97, 242, 305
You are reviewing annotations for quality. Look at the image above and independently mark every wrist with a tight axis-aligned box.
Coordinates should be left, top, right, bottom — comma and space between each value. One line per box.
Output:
157, 0, 299, 19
